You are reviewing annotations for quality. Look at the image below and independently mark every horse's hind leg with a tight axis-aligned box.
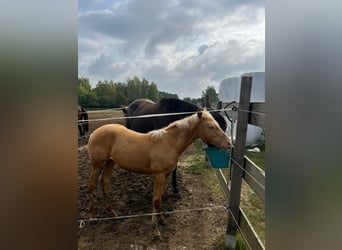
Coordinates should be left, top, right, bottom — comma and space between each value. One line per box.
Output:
80, 123, 85, 137
78, 124, 82, 137
82, 123, 87, 136
88, 161, 102, 217
152, 173, 167, 237
101, 160, 117, 216
171, 167, 179, 194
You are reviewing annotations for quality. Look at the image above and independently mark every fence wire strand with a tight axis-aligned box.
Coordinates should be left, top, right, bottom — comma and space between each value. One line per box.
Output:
77, 106, 265, 124
77, 107, 235, 140
230, 158, 265, 190
78, 204, 225, 229
78, 107, 234, 123
238, 109, 265, 116
224, 204, 253, 250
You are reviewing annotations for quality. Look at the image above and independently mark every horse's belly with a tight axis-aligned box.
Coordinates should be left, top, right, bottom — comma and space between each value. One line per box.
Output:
111, 153, 152, 174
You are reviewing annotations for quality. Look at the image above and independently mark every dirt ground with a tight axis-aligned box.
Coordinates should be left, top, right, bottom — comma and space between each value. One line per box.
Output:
78, 112, 229, 249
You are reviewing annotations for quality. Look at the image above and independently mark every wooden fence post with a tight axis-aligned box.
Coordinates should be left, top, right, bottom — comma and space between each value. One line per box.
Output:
226, 76, 253, 249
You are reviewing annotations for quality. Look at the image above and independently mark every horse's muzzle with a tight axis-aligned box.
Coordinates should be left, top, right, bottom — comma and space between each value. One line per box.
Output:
220, 136, 232, 150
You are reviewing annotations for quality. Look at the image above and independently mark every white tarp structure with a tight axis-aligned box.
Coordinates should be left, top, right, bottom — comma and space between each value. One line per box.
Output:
219, 72, 265, 145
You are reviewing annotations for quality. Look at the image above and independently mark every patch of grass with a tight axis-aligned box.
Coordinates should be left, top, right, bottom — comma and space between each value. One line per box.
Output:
241, 149, 265, 245
187, 140, 224, 197
240, 191, 265, 244
213, 240, 227, 250
187, 154, 206, 172
212, 233, 249, 250
245, 150, 265, 171
200, 167, 224, 198
186, 140, 206, 171
183, 140, 265, 248
236, 233, 250, 250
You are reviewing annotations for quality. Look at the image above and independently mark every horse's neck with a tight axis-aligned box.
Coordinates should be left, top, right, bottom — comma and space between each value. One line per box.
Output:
165, 120, 199, 153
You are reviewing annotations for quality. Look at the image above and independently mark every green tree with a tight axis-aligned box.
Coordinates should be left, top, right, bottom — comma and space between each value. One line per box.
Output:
127, 76, 141, 101
78, 76, 183, 107
78, 78, 98, 106
159, 91, 178, 99
114, 82, 129, 105
201, 86, 219, 104
147, 82, 160, 102
87, 90, 99, 107
183, 97, 192, 103
140, 78, 149, 98
78, 77, 92, 91
93, 80, 116, 107
126, 76, 161, 102
78, 83, 88, 105
183, 97, 202, 105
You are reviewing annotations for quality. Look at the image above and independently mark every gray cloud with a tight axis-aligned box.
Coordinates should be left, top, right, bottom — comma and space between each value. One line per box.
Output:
198, 44, 209, 55
144, 39, 265, 97
78, 0, 264, 98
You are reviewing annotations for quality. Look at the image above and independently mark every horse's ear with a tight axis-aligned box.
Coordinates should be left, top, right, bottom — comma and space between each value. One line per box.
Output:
197, 111, 203, 119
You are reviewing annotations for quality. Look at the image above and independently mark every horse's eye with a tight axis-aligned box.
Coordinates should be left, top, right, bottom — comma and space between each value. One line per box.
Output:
208, 125, 214, 129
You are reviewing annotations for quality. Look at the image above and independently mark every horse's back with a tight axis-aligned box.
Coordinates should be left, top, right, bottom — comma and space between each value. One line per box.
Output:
157, 98, 198, 112
89, 124, 150, 154
152, 99, 199, 129
88, 123, 159, 173
89, 124, 141, 146
88, 124, 122, 157
125, 99, 157, 132
125, 98, 200, 132
126, 99, 156, 116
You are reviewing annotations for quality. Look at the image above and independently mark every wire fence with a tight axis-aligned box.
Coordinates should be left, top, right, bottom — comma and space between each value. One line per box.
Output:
77, 102, 265, 249
78, 107, 235, 123
78, 204, 225, 229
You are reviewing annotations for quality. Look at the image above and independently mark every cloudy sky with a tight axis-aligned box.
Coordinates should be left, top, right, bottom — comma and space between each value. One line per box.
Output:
78, 0, 264, 98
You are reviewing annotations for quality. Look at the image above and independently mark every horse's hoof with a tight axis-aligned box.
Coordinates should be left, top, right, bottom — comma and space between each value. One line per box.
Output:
173, 190, 180, 197
88, 216, 98, 224
153, 229, 161, 238
173, 188, 179, 194
88, 210, 96, 219
159, 215, 167, 225
105, 208, 118, 216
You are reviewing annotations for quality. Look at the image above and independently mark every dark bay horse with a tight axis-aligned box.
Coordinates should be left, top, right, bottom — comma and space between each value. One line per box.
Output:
78, 105, 89, 137
122, 98, 227, 193
87, 110, 232, 236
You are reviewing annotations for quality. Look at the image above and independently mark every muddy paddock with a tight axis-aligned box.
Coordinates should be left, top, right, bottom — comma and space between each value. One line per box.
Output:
78, 111, 228, 249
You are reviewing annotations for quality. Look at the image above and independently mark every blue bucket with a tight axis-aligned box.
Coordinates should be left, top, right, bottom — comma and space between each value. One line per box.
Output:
204, 147, 230, 168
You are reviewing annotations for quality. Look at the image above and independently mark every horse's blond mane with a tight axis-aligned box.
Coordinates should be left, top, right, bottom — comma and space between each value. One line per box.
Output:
148, 111, 213, 139
149, 129, 167, 138
149, 111, 208, 138
173, 113, 199, 129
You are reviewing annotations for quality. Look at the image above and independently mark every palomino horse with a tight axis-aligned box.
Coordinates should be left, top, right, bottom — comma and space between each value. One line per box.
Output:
122, 98, 227, 193
87, 110, 231, 236
78, 105, 89, 137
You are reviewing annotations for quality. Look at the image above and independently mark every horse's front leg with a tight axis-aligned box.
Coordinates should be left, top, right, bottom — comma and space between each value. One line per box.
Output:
152, 173, 166, 237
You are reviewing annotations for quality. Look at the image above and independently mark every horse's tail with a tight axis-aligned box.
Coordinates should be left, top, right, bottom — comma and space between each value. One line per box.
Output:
78, 144, 88, 153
